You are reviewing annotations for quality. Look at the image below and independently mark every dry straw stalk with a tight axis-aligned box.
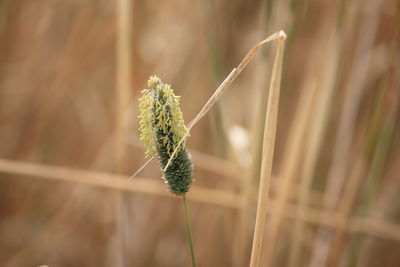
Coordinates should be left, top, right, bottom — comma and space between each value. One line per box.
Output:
130, 31, 288, 180
1, 158, 400, 242
249, 30, 286, 267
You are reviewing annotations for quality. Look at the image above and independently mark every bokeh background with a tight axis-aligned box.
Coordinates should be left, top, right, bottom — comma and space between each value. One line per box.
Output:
0, 0, 399, 266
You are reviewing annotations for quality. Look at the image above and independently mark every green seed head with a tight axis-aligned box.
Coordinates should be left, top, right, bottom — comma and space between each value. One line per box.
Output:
138, 76, 193, 195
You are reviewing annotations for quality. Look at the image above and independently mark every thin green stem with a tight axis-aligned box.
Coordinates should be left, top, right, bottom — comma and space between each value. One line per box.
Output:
183, 195, 196, 267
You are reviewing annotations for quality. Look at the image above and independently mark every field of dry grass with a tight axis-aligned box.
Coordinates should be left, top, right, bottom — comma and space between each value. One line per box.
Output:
0, 0, 399, 266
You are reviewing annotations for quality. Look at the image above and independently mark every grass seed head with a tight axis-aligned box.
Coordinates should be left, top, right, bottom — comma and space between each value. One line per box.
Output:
138, 76, 193, 195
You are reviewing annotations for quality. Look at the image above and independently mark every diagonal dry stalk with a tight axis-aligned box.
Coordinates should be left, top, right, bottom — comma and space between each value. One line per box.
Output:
129, 31, 287, 180
249, 31, 286, 267
130, 31, 286, 265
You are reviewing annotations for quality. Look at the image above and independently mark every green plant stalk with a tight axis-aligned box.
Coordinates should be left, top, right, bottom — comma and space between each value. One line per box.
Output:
183, 195, 196, 267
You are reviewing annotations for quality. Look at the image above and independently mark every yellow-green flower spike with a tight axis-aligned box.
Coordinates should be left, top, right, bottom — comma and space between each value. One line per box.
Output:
138, 76, 193, 195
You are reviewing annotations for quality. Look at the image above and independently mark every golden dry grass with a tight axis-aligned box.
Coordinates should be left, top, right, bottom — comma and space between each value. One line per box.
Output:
0, 0, 399, 266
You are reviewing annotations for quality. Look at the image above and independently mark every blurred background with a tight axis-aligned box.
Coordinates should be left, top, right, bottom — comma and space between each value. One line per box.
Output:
0, 0, 399, 266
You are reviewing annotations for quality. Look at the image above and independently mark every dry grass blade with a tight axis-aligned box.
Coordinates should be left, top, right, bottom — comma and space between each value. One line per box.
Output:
114, 1, 133, 264
2, 158, 400, 243
0, 159, 239, 208
327, 160, 365, 267
130, 31, 286, 179
262, 70, 317, 267
288, 30, 339, 267
249, 30, 286, 267
350, 218, 400, 243
309, 0, 383, 264
115, 0, 132, 168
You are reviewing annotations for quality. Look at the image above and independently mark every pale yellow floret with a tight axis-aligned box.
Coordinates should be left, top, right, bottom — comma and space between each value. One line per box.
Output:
139, 76, 189, 158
